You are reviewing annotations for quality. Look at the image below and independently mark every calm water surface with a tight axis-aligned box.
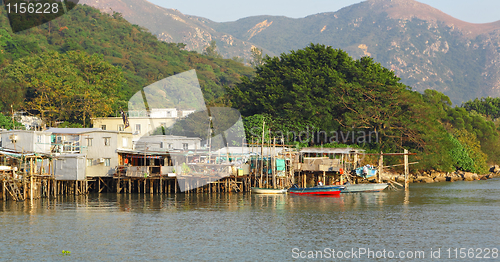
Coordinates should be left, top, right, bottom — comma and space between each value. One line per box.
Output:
2, 179, 500, 261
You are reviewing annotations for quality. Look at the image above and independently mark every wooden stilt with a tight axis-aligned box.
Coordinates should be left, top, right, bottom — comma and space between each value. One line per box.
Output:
378, 152, 383, 183
2, 181, 5, 201
404, 149, 409, 190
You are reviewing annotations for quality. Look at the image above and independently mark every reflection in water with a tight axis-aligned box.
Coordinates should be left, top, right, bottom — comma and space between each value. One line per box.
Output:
1, 179, 500, 261
404, 188, 410, 204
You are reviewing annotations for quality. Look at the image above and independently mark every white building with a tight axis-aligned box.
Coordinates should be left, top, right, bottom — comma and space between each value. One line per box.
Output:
0, 130, 52, 153
47, 128, 134, 178
133, 135, 202, 152
92, 108, 196, 143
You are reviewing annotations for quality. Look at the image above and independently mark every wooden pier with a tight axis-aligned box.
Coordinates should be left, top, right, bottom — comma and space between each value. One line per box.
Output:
0, 145, 414, 202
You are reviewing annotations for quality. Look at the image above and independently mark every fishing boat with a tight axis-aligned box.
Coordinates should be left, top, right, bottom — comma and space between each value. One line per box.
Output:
341, 183, 389, 193
288, 184, 344, 195
251, 187, 287, 194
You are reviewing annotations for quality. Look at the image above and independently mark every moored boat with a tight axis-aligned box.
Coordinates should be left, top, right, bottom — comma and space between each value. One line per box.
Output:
288, 185, 344, 195
341, 183, 388, 193
251, 187, 287, 194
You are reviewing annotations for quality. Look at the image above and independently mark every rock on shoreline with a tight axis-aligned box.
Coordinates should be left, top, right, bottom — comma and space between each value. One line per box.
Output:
379, 168, 500, 184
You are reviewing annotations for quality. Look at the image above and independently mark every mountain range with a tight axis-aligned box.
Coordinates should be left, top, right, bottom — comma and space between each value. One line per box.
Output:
80, 0, 500, 105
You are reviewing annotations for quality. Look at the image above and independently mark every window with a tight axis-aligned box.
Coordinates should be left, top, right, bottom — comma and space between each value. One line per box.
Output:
104, 137, 111, 146
118, 124, 124, 131
168, 143, 173, 149
182, 143, 188, 150
104, 158, 111, 166
160, 142, 164, 148
101, 125, 106, 130
37, 135, 42, 143
135, 124, 141, 132
123, 138, 128, 147
87, 159, 93, 166
86, 138, 93, 147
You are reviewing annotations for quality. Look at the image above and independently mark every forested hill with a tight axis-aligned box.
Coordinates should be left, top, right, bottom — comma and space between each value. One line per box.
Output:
0, 4, 254, 113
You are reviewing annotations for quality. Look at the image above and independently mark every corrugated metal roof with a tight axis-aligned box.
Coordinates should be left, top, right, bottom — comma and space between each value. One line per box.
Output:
46, 128, 102, 134
300, 147, 365, 154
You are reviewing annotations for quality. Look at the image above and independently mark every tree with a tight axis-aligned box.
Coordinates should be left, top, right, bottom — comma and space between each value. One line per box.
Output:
228, 43, 462, 170
203, 40, 222, 59
0, 112, 23, 130
230, 44, 429, 148
249, 46, 264, 68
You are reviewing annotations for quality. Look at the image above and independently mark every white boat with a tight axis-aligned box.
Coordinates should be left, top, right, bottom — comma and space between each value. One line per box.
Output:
341, 183, 389, 193
251, 187, 287, 194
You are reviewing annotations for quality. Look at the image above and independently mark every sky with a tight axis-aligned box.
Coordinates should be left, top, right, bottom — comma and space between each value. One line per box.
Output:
147, 0, 500, 23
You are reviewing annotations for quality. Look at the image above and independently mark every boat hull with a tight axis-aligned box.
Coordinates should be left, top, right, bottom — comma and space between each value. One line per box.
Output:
341, 183, 389, 193
251, 187, 287, 194
288, 185, 343, 195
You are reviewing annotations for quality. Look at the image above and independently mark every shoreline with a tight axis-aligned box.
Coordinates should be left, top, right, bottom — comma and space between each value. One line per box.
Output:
381, 169, 500, 184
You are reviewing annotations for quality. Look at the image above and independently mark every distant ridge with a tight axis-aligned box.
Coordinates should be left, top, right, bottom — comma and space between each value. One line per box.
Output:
366, 0, 500, 37
82, 0, 500, 105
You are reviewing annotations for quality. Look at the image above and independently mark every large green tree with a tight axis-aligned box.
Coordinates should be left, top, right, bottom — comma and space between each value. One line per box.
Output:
229, 44, 441, 151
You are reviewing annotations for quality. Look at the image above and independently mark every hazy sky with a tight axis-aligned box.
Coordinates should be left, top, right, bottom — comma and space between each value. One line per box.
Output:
147, 0, 500, 23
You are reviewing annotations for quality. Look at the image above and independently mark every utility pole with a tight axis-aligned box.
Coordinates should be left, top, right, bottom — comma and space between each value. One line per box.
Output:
11, 104, 14, 128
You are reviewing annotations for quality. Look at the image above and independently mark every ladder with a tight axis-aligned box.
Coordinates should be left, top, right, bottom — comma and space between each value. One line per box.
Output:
4, 175, 24, 201
229, 180, 240, 192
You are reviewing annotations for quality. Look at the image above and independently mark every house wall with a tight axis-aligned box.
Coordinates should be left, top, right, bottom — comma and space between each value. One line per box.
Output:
85, 132, 133, 177
134, 136, 202, 151
54, 155, 86, 181
92, 117, 177, 141
1, 131, 52, 153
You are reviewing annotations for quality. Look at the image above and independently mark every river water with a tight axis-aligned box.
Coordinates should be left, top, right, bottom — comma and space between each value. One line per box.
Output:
2, 178, 500, 261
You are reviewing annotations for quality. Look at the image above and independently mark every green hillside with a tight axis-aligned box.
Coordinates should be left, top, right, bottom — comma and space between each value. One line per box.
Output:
0, 4, 254, 118
231, 44, 500, 173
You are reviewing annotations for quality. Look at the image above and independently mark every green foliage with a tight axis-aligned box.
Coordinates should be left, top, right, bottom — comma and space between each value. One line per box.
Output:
203, 40, 222, 59
231, 43, 500, 171
0, 4, 254, 122
450, 129, 489, 174
462, 97, 500, 119
231, 44, 441, 152
447, 133, 476, 172
181, 162, 191, 174
0, 112, 23, 129
249, 46, 264, 68
166, 110, 210, 139
0, 51, 124, 126
58, 121, 83, 128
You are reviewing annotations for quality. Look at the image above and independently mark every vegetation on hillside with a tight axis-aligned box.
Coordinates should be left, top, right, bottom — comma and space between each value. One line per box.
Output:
0, 4, 254, 122
229, 44, 499, 173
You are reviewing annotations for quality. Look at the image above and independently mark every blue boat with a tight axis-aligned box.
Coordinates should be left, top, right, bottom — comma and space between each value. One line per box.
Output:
288, 185, 345, 195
